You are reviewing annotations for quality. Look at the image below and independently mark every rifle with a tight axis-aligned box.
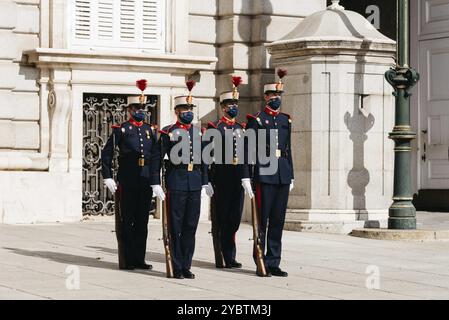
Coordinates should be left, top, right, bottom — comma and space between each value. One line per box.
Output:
161, 138, 174, 278
210, 184, 225, 268
251, 196, 267, 276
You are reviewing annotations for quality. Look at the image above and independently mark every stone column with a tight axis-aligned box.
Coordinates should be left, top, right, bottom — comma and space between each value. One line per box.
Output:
267, 2, 397, 233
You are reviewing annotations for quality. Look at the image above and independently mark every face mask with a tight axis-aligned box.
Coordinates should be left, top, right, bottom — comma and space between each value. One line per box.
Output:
179, 111, 194, 124
268, 97, 282, 110
132, 110, 146, 122
226, 105, 239, 118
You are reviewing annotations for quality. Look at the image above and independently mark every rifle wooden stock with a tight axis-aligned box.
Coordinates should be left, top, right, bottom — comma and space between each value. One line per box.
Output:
251, 197, 267, 276
210, 193, 225, 268
162, 197, 174, 278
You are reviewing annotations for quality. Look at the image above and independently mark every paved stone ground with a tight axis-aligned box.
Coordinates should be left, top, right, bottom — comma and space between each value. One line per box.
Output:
0, 213, 449, 300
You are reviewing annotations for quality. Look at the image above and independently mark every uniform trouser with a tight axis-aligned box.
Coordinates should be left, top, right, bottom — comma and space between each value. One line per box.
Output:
168, 190, 201, 272
214, 182, 244, 264
119, 183, 151, 266
254, 183, 290, 269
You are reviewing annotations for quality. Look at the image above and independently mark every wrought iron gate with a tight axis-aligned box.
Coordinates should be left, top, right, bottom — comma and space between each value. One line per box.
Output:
82, 93, 158, 216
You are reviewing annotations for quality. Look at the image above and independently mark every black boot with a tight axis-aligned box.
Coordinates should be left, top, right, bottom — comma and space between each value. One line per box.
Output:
268, 267, 288, 277
134, 262, 153, 270
225, 260, 242, 269
120, 264, 135, 270
183, 270, 195, 279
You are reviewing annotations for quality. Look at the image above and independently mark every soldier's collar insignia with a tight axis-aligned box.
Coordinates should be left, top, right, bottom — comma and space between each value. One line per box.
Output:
175, 121, 191, 131
264, 106, 280, 116
129, 118, 144, 127
221, 115, 236, 126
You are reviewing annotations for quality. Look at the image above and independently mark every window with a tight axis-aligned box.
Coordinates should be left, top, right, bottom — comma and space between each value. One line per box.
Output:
72, 0, 165, 51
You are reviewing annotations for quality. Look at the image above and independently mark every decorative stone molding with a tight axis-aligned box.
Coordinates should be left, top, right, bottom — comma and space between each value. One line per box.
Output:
26, 48, 217, 73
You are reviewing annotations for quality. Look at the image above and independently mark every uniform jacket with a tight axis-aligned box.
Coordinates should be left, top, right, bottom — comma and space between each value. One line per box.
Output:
101, 119, 160, 187
241, 106, 294, 185
207, 116, 246, 186
154, 121, 209, 192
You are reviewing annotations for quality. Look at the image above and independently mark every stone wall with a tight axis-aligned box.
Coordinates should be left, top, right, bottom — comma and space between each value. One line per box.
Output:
0, 0, 327, 224
0, 0, 40, 153
188, 0, 327, 123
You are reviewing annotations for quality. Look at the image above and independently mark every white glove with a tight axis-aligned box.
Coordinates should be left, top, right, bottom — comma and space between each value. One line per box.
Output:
241, 178, 254, 199
290, 180, 294, 192
104, 178, 117, 194
202, 183, 214, 198
151, 185, 166, 201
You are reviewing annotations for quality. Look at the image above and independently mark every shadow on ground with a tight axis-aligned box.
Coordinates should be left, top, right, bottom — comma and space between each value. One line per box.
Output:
3, 247, 166, 278
87, 246, 258, 276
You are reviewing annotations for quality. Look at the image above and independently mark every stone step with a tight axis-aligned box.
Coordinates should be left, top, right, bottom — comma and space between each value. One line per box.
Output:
284, 219, 367, 234
351, 228, 449, 241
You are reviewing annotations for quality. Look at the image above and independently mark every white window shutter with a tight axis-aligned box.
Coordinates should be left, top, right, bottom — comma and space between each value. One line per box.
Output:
98, 0, 114, 40
71, 0, 164, 51
74, 0, 92, 40
120, 0, 136, 42
142, 0, 161, 44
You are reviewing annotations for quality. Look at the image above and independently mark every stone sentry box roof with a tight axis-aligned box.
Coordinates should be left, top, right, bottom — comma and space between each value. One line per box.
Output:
267, 0, 396, 58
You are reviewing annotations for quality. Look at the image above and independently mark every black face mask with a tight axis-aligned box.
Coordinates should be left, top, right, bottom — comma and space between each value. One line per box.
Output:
132, 110, 146, 122
226, 105, 239, 118
268, 97, 281, 110
179, 111, 194, 124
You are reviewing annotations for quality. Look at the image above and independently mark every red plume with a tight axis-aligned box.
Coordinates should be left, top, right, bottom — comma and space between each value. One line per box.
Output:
277, 69, 287, 80
136, 79, 147, 92
232, 76, 242, 88
186, 80, 196, 92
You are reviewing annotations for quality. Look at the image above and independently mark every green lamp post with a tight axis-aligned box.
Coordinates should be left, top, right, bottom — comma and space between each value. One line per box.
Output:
385, 0, 420, 229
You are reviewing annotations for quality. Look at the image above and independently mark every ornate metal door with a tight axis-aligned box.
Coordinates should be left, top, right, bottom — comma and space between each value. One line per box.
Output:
82, 93, 158, 216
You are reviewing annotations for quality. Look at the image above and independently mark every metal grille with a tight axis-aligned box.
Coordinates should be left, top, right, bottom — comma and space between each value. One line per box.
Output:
82, 93, 158, 216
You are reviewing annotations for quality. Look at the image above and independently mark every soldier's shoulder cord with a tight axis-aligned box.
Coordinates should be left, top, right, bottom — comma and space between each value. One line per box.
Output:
150, 124, 158, 137
159, 124, 175, 136
109, 123, 125, 177
237, 121, 246, 129
246, 112, 262, 127
207, 120, 219, 129
281, 113, 293, 154
280, 112, 292, 124
111, 123, 125, 146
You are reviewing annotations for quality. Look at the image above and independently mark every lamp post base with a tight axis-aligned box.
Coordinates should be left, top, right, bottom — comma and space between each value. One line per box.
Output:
388, 217, 417, 230
388, 204, 417, 229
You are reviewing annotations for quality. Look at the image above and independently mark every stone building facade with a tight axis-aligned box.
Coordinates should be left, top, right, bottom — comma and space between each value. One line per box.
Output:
1, 0, 448, 228
0, 0, 326, 223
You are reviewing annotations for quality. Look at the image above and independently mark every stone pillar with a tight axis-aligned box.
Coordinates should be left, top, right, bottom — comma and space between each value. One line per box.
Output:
48, 69, 72, 172
267, 2, 397, 233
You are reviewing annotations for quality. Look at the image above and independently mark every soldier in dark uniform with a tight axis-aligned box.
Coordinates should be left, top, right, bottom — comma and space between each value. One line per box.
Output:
153, 81, 214, 279
101, 79, 160, 270
241, 70, 294, 277
207, 77, 245, 269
